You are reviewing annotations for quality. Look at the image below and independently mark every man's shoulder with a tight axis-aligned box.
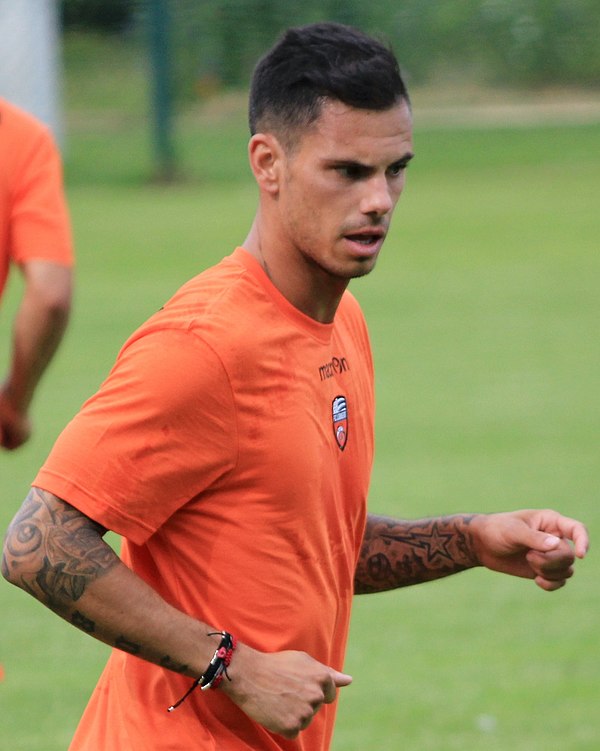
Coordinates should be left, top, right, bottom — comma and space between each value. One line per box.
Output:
167, 253, 259, 321
135, 253, 265, 343
0, 97, 52, 144
0, 98, 59, 183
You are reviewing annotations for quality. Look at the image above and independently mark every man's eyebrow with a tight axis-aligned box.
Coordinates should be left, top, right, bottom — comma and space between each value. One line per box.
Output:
391, 152, 415, 167
328, 152, 415, 170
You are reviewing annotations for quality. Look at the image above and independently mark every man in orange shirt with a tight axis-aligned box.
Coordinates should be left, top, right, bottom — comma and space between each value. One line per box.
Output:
0, 97, 73, 450
2, 23, 588, 750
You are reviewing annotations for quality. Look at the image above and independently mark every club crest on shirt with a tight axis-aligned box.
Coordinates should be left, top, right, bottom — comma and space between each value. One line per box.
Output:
332, 395, 348, 451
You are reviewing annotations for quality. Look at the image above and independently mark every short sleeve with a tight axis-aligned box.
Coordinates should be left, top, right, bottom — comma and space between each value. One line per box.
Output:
34, 328, 238, 544
9, 127, 73, 267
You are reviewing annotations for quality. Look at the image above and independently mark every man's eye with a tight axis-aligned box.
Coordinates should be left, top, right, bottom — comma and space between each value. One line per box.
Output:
337, 165, 364, 180
388, 163, 407, 177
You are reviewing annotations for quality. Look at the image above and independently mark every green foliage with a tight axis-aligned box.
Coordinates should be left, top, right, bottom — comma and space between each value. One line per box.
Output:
470, 0, 600, 85
61, 0, 135, 32
166, 0, 600, 93
362, 0, 600, 85
61, 1, 600, 92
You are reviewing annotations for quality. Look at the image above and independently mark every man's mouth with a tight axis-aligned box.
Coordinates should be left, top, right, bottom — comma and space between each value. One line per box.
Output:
346, 233, 381, 245
343, 229, 386, 250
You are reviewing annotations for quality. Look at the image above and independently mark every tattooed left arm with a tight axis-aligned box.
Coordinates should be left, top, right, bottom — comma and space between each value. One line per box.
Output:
354, 510, 589, 595
354, 514, 479, 594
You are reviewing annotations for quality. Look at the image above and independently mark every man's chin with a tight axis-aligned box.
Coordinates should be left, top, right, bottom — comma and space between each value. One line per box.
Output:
348, 254, 379, 279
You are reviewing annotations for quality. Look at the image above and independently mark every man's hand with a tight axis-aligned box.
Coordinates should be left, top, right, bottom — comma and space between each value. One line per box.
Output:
1, 261, 72, 451
0, 387, 31, 450
221, 643, 352, 739
470, 509, 589, 591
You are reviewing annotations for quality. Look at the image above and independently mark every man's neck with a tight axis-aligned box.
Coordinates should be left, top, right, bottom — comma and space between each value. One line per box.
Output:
243, 220, 347, 324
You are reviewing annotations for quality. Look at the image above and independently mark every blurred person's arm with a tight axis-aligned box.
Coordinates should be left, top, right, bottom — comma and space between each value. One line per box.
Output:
1, 102, 74, 451
0, 260, 72, 449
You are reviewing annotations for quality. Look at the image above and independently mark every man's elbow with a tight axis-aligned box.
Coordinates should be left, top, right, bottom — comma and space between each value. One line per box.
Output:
39, 275, 73, 324
1, 529, 19, 587
23, 262, 73, 323
1, 515, 41, 591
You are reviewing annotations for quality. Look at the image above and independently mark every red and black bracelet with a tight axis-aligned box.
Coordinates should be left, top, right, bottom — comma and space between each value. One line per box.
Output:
167, 630, 237, 712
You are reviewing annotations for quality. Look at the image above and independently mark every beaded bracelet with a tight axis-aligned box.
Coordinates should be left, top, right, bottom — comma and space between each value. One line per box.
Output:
167, 631, 237, 712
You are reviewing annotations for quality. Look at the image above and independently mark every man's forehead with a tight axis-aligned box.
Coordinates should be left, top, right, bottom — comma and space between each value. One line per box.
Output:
302, 99, 413, 157
321, 98, 409, 117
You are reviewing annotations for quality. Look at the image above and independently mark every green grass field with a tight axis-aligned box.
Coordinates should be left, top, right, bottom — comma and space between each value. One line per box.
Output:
1, 33, 599, 750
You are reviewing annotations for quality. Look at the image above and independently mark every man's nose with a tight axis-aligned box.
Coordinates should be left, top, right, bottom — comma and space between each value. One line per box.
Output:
360, 175, 395, 217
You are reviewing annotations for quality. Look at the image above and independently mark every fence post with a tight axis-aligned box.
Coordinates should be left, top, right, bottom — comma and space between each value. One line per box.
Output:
147, 0, 177, 180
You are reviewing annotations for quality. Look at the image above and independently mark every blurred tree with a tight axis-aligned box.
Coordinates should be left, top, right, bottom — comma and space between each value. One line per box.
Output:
61, 0, 135, 32
476, 0, 600, 85
60, 0, 600, 88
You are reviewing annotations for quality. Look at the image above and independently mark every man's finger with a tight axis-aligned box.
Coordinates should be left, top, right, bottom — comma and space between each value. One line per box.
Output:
533, 511, 590, 559
322, 670, 352, 704
522, 530, 563, 555
535, 575, 567, 592
554, 517, 589, 559
332, 669, 353, 687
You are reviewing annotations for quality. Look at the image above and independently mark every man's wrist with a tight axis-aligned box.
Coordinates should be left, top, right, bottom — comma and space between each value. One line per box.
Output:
167, 630, 238, 711
1, 380, 30, 415
463, 513, 487, 568
201, 630, 237, 690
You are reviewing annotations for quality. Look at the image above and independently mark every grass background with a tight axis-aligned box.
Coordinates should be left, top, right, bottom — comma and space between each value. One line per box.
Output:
1, 32, 599, 750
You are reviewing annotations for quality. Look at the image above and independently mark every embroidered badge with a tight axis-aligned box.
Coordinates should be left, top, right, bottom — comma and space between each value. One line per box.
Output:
332, 395, 348, 451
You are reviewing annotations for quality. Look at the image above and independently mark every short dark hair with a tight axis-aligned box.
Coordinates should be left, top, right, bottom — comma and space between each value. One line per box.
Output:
249, 22, 409, 143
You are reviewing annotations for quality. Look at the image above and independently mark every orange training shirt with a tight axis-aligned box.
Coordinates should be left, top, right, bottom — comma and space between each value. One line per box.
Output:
34, 248, 375, 751
0, 97, 73, 300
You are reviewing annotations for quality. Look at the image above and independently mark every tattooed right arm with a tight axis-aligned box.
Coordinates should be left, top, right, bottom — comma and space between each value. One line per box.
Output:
2, 487, 214, 678
2, 487, 118, 613
3, 488, 356, 738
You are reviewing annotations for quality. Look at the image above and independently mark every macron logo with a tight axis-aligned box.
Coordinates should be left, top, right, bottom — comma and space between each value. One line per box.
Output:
319, 356, 349, 381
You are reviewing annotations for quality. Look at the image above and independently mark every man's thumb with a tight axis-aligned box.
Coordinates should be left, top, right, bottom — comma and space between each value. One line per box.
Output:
332, 670, 353, 688
529, 531, 561, 553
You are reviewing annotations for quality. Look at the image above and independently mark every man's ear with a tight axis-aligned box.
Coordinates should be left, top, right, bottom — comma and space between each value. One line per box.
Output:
248, 133, 284, 195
